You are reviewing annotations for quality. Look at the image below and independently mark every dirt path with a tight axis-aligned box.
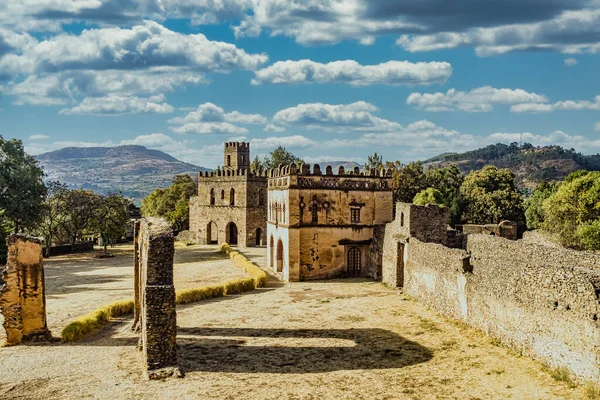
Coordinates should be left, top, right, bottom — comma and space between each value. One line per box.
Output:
0, 247, 588, 399
0, 244, 251, 342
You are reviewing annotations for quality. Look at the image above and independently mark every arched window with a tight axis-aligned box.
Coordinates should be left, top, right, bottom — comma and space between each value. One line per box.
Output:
227, 154, 231, 167
348, 247, 361, 277
258, 189, 264, 206
400, 212, 404, 227
210, 188, 215, 205
221, 190, 225, 200
230, 188, 235, 206
276, 239, 284, 272
311, 196, 318, 223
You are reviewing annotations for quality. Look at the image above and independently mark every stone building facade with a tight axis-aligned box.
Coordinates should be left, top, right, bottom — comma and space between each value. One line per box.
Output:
189, 142, 267, 248
267, 163, 393, 281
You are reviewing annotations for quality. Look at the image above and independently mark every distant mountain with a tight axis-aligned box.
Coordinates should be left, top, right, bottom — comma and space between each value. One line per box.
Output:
423, 143, 600, 189
36, 145, 210, 203
320, 160, 362, 171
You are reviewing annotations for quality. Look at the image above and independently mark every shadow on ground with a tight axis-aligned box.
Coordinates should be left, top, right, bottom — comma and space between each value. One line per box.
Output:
177, 327, 432, 373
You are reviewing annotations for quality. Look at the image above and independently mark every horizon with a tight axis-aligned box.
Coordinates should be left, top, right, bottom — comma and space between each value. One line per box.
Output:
1, 2, 600, 167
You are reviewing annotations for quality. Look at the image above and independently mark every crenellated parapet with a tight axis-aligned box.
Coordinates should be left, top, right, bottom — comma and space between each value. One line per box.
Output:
268, 163, 393, 191
198, 168, 269, 179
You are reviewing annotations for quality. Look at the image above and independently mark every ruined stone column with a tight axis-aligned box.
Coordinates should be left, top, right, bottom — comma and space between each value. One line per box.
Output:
138, 218, 182, 379
132, 219, 141, 331
0, 234, 51, 345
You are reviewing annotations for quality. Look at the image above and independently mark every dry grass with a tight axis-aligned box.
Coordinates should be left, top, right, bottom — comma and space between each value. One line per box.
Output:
544, 365, 577, 388
219, 243, 268, 288
176, 285, 225, 305
585, 382, 600, 399
61, 300, 134, 342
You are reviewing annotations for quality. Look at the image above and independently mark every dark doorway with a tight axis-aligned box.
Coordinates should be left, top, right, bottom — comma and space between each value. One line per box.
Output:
207, 221, 218, 244
348, 247, 361, 277
255, 228, 262, 246
270, 236, 274, 269
397, 242, 405, 288
226, 222, 238, 245
276, 239, 284, 272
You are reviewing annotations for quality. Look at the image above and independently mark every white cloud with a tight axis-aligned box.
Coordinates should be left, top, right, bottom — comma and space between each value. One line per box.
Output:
511, 95, 600, 113
59, 94, 174, 116
264, 123, 285, 132
0, 21, 268, 78
565, 57, 578, 66
168, 102, 266, 135
251, 60, 452, 86
250, 135, 317, 151
29, 134, 50, 141
595, 122, 600, 132
272, 101, 401, 132
407, 86, 548, 112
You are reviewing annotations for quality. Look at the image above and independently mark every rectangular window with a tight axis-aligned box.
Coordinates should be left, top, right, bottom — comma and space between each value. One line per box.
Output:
351, 208, 360, 223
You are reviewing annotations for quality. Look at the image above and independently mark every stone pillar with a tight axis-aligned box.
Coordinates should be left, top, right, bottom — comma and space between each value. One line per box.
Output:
138, 218, 182, 379
132, 219, 141, 331
0, 235, 51, 345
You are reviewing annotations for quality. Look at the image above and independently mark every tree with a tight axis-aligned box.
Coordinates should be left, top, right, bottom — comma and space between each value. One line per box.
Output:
413, 188, 447, 207
524, 181, 556, 230
388, 161, 429, 203
61, 190, 102, 250
0, 136, 47, 232
141, 174, 197, 231
426, 165, 464, 224
364, 152, 383, 171
460, 165, 525, 224
262, 146, 304, 169
250, 155, 263, 173
35, 181, 69, 257
0, 209, 9, 265
91, 194, 129, 256
542, 171, 600, 249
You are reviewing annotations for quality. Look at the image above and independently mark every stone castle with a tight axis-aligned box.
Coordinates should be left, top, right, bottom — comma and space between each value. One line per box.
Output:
189, 142, 267, 248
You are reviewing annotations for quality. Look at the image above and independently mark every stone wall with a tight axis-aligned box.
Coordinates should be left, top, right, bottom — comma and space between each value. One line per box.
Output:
384, 230, 600, 383
366, 224, 386, 279
0, 234, 51, 344
135, 218, 181, 379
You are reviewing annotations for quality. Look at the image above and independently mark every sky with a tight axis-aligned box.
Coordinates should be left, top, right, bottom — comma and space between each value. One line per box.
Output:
1, 1, 600, 168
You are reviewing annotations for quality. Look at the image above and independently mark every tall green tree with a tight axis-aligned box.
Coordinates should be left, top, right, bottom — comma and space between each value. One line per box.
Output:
35, 181, 69, 257
0, 136, 47, 232
542, 171, 600, 249
364, 152, 384, 171
413, 188, 447, 207
61, 190, 102, 249
250, 155, 263, 173
92, 194, 130, 256
141, 174, 197, 231
387, 161, 429, 203
524, 181, 557, 229
262, 146, 304, 169
460, 165, 525, 224
0, 209, 9, 265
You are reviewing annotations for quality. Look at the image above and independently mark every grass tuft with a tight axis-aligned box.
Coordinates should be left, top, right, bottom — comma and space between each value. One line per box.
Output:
176, 285, 225, 304
585, 382, 600, 399
61, 300, 134, 342
544, 365, 577, 388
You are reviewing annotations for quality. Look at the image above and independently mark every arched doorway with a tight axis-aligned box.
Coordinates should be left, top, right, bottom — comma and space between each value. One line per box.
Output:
207, 221, 218, 244
226, 222, 238, 245
255, 228, 262, 246
348, 247, 361, 277
276, 239, 284, 272
270, 236, 274, 269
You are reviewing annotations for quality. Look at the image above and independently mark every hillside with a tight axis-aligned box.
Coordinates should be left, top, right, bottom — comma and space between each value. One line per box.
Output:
36, 145, 209, 203
423, 143, 600, 189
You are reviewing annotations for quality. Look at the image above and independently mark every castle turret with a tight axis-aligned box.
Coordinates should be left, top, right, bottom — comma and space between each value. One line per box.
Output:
224, 142, 250, 171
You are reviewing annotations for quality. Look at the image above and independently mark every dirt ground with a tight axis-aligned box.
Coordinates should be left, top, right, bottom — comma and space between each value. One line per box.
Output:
0, 245, 589, 399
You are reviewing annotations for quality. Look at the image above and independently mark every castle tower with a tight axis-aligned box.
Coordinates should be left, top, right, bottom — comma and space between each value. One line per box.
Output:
224, 142, 250, 171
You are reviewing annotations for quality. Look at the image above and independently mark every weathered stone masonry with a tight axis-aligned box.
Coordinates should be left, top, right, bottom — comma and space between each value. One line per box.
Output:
382, 202, 600, 383
134, 218, 181, 379
0, 234, 51, 344
189, 142, 267, 248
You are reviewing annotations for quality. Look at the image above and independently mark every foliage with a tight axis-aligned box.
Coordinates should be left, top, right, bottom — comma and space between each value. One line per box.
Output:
141, 174, 196, 231
524, 181, 557, 229
0, 209, 9, 265
0, 136, 47, 232
34, 181, 69, 256
542, 171, 600, 249
261, 146, 304, 170
460, 166, 525, 224
92, 194, 130, 255
61, 300, 134, 342
61, 190, 102, 248
413, 188, 447, 207
387, 161, 429, 203
364, 152, 384, 171
250, 155, 263, 173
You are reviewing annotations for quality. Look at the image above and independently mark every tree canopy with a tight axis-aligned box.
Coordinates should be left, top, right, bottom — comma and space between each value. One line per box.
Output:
141, 174, 197, 231
0, 136, 47, 232
460, 165, 525, 224
524, 181, 557, 230
258, 146, 304, 170
413, 188, 447, 207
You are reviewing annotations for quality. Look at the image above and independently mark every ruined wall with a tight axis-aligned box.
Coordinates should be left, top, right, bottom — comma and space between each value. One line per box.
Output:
188, 196, 199, 243
388, 232, 600, 383
366, 224, 386, 280
0, 235, 51, 344
394, 203, 449, 244
456, 220, 518, 240
136, 218, 180, 379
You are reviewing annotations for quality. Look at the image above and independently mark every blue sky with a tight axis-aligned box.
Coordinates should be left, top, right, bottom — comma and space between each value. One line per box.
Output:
1, 1, 600, 168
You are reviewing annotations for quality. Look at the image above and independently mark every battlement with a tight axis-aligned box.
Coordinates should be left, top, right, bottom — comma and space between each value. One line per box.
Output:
268, 163, 393, 191
198, 169, 269, 179
224, 142, 250, 149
